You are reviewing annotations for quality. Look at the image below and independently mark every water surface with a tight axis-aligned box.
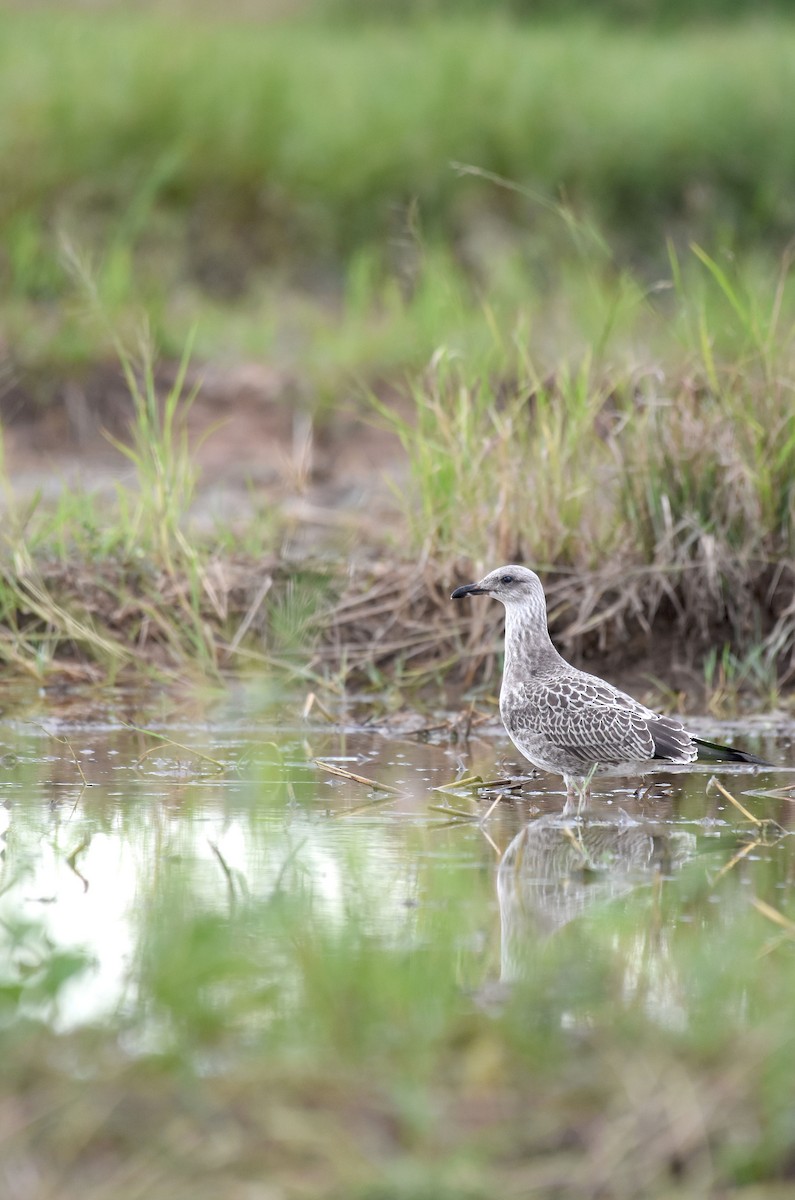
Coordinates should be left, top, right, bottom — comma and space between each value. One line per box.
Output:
0, 685, 791, 1033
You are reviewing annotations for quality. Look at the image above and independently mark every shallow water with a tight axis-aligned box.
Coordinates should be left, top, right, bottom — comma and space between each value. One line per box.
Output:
0, 684, 792, 1033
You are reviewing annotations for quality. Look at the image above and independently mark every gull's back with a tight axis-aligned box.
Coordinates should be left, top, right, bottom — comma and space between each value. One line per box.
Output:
500, 660, 697, 781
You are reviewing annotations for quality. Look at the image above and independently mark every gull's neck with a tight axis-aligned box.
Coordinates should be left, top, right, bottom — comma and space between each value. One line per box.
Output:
502, 598, 563, 684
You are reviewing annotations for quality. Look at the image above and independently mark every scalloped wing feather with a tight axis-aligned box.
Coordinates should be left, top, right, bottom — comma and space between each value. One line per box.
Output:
503, 674, 695, 768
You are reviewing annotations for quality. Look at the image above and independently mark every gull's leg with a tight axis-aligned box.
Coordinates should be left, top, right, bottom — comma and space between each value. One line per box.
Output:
576, 766, 596, 815
635, 776, 668, 802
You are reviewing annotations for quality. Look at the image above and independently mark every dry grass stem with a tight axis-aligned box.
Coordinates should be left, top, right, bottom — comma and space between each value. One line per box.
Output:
751, 896, 795, 936
707, 776, 763, 825
712, 839, 763, 885
313, 760, 405, 794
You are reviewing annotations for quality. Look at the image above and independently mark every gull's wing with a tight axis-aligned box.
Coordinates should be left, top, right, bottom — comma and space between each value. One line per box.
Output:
503, 674, 696, 768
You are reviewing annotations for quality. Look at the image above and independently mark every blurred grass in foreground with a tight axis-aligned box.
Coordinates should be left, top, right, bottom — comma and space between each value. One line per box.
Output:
3, 762, 795, 1199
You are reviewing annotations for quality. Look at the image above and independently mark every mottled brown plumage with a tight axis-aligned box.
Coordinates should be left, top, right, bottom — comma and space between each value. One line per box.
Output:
451, 565, 766, 804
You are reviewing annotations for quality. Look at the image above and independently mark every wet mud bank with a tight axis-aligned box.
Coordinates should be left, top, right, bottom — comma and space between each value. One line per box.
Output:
2, 550, 794, 715
3, 367, 795, 707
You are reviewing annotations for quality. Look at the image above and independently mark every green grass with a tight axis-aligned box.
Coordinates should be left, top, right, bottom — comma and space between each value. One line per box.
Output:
5, 7, 795, 1190
3, 7, 795, 696
4, 237, 795, 701
385, 255, 795, 581
4, 11, 794, 249
313, 237, 795, 703
322, 0, 795, 22
4, 10, 795, 380
0, 303, 331, 681
3, 739, 795, 1198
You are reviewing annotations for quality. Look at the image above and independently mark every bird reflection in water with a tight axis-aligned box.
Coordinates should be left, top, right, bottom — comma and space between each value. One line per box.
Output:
496, 810, 697, 987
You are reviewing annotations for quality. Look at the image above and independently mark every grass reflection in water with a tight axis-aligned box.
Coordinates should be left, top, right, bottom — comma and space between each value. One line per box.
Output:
0, 702, 793, 1197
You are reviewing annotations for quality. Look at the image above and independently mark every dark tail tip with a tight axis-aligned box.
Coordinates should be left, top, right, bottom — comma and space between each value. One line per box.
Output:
694, 737, 771, 767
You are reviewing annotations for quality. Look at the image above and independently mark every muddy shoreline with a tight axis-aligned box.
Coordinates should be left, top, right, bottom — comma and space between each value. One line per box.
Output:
3, 361, 795, 707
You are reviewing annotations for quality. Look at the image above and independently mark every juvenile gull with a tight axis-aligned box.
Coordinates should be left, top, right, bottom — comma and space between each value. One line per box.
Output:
451, 565, 767, 805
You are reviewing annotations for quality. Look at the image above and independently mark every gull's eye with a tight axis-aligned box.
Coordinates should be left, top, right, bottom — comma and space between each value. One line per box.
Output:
500, 574, 515, 585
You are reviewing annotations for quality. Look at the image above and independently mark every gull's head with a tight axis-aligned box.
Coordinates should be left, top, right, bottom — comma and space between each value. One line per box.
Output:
451, 564, 544, 608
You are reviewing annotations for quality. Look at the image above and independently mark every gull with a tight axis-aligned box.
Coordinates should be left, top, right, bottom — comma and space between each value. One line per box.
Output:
451, 564, 767, 807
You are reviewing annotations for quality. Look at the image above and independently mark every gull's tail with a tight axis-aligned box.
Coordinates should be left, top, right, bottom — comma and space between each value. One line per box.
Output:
694, 737, 770, 766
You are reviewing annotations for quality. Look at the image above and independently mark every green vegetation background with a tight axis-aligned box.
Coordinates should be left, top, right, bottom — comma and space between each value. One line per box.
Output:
5, 7, 795, 1200
3, 0, 795, 688
4, 3, 795, 374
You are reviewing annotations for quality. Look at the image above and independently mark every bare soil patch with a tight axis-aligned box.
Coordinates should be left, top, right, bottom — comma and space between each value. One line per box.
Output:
1, 360, 404, 536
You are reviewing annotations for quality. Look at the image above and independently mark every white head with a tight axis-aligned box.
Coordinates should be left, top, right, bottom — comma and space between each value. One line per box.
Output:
451, 564, 546, 611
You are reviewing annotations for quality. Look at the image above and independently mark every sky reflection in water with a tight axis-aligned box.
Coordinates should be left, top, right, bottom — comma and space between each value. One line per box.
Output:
0, 689, 791, 1033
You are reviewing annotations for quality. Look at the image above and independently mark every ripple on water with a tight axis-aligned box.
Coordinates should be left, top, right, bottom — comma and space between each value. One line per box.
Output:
0, 690, 792, 1032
